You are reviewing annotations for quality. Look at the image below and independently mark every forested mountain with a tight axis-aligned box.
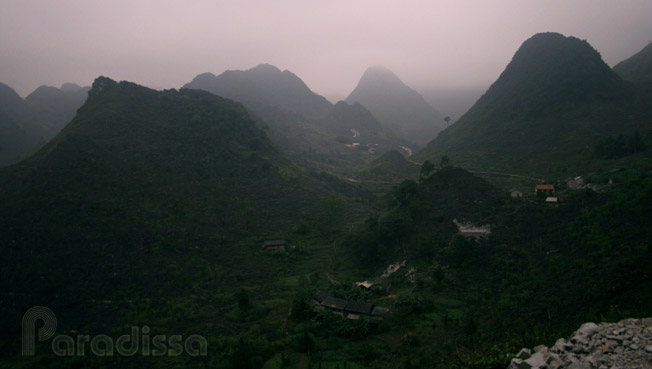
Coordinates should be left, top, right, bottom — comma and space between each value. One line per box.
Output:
346, 66, 447, 147
0, 82, 89, 166
184, 64, 410, 177
416, 33, 652, 176
0, 77, 369, 364
2, 32, 652, 369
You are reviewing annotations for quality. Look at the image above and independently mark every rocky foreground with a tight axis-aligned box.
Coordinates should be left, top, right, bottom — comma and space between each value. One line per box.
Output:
508, 318, 652, 369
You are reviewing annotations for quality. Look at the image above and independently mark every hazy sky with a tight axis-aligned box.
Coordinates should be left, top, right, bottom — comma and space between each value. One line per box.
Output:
1, 0, 651, 102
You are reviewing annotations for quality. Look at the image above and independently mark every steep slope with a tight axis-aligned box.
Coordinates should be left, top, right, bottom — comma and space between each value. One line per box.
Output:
614, 43, 652, 93
24, 83, 90, 140
346, 66, 447, 147
358, 149, 420, 182
417, 32, 652, 176
0, 82, 25, 118
327, 101, 384, 136
184, 65, 409, 176
0, 77, 357, 337
0, 83, 37, 166
0, 82, 90, 166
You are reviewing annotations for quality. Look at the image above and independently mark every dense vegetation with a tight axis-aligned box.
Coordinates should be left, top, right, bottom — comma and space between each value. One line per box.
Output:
357, 150, 420, 183
314, 163, 652, 368
1, 33, 652, 369
417, 33, 652, 177
0, 77, 374, 368
593, 130, 650, 159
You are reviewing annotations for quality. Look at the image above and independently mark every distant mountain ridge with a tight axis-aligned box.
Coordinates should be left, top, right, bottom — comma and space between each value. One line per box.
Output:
184, 64, 410, 177
24, 83, 90, 139
184, 64, 333, 119
346, 66, 447, 147
614, 43, 652, 87
416, 32, 652, 176
0, 82, 89, 166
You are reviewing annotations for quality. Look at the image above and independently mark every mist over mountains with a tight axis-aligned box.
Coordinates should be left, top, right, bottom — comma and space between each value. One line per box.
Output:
1, 31, 652, 369
614, 42, 652, 88
417, 32, 652, 176
184, 64, 413, 176
0, 82, 89, 166
0, 77, 357, 325
346, 66, 448, 147
184, 64, 333, 120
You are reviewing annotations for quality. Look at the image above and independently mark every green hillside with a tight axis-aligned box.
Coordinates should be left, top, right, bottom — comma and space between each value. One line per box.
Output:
0, 77, 376, 368
2, 34, 652, 369
416, 33, 652, 177
358, 150, 420, 182
339, 163, 652, 368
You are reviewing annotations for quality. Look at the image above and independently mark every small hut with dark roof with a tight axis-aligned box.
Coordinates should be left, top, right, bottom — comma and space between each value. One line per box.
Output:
261, 240, 286, 251
344, 300, 375, 316
321, 296, 349, 313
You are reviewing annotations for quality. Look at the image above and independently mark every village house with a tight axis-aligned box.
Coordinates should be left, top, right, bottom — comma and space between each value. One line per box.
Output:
343, 301, 375, 320
261, 240, 286, 251
535, 184, 555, 195
454, 219, 491, 240
545, 196, 559, 204
355, 276, 391, 293
509, 188, 523, 201
312, 291, 388, 321
566, 176, 584, 190
320, 296, 349, 314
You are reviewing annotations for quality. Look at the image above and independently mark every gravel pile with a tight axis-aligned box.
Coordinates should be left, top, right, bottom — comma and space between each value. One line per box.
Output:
508, 318, 652, 369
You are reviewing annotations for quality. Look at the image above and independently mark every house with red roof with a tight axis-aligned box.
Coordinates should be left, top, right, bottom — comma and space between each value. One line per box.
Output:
535, 184, 555, 195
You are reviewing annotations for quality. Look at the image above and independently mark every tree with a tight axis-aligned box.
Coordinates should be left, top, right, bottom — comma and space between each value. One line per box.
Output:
444, 116, 451, 125
393, 179, 419, 207
420, 160, 435, 179
440, 155, 451, 167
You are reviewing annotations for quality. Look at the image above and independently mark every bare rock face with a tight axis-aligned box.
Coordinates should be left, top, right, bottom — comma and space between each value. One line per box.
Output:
508, 318, 652, 369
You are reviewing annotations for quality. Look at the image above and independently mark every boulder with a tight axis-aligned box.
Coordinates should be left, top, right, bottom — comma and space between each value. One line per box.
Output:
576, 322, 600, 337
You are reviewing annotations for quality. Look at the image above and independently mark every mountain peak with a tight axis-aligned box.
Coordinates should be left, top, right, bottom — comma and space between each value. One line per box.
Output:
0, 82, 23, 104
249, 63, 282, 73
60, 83, 83, 92
184, 65, 332, 119
356, 66, 407, 90
88, 76, 122, 100
346, 66, 445, 146
416, 32, 646, 175
489, 32, 621, 104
